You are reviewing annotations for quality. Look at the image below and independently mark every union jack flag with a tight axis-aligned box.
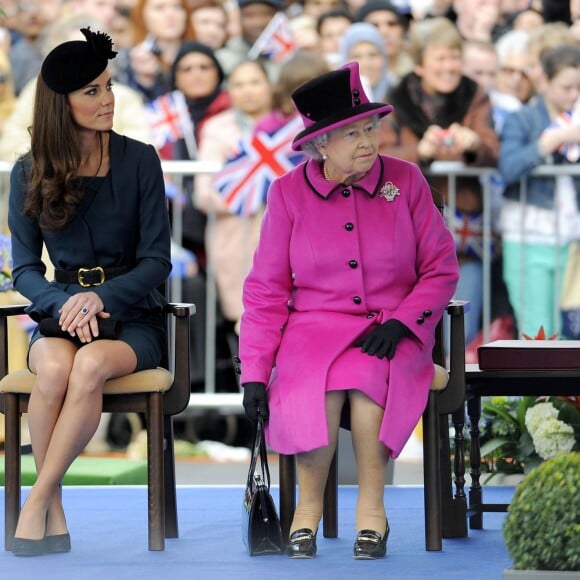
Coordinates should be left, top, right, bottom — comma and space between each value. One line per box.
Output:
248, 13, 297, 63
549, 110, 580, 163
449, 210, 494, 260
214, 117, 304, 216
145, 90, 196, 158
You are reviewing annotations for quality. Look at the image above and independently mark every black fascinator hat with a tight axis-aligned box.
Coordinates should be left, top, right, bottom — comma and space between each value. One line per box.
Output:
41, 27, 117, 94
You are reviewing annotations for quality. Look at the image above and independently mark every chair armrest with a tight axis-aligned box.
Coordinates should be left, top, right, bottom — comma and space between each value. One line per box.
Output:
164, 302, 195, 415
0, 304, 29, 318
447, 299, 469, 316
164, 302, 196, 317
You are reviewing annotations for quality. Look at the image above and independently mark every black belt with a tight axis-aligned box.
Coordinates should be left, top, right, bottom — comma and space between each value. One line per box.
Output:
54, 265, 131, 287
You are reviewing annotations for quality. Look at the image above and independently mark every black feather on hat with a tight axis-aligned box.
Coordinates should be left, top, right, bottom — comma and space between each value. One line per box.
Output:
41, 27, 117, 94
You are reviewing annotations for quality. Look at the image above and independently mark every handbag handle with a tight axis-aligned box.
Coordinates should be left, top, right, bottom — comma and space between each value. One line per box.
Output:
246, 416, 271, 490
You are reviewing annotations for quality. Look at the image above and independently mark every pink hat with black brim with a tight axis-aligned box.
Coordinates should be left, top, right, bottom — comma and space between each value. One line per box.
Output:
291, 61, 393, 151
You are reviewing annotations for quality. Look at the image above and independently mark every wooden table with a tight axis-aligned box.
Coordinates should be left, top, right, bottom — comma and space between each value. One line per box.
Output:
463, 363, 580, 529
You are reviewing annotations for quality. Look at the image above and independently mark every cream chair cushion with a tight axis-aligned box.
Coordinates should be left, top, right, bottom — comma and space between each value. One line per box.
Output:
431, 364, 449, 391
1, 365, 443, 395
0, 367, 173, 395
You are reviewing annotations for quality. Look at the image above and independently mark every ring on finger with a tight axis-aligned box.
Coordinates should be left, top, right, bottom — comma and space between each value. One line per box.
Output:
80, 306, 89, 316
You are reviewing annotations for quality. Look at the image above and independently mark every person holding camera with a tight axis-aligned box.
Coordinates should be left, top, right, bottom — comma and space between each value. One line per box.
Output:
113, 0, 194, 102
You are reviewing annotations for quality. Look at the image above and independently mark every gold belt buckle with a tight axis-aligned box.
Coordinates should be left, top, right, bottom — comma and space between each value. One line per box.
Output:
78, 266, 105, 287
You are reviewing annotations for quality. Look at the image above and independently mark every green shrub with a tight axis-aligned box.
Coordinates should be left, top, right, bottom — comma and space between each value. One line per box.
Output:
503, 452, 580, 571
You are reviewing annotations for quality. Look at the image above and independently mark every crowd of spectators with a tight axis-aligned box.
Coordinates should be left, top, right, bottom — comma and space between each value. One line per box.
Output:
1, 0, 579, 392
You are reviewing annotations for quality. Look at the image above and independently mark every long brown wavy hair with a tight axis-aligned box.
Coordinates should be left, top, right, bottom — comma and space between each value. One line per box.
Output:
23, 75, 86, 232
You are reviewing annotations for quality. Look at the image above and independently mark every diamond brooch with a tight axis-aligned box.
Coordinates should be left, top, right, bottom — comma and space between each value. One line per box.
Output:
379, 182, 400, 202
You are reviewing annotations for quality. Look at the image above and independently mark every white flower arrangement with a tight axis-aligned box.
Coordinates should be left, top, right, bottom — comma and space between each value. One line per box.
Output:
480, 395, 580, 478
525, 402, 576, 460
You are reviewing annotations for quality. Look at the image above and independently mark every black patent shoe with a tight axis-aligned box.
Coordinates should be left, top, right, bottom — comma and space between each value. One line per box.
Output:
287, 528, 317, 559
12, 537, 46, 557
353, 525, 389, 560
45, 533, 71, 554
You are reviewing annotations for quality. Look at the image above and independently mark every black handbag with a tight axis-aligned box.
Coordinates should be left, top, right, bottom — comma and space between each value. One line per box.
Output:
242, 416, 286, 556
38, 318, 122, 341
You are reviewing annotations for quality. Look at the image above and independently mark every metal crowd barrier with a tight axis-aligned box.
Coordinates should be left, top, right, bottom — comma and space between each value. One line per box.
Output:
429, 162, 580, 344
159, 161, 245, 416
1, 161, 579, 416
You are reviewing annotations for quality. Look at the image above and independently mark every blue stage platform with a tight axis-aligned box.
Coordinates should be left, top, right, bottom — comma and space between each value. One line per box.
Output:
0, 485, 515, 579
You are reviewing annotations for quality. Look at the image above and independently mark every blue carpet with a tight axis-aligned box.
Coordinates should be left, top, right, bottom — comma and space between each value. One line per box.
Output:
0, 486, 514, 579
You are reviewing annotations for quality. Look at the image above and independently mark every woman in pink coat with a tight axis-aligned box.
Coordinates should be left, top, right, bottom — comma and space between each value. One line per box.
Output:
239, 62, 459, 560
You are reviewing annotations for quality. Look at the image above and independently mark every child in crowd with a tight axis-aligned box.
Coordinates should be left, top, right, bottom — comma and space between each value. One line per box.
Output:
499, 44, 580, 337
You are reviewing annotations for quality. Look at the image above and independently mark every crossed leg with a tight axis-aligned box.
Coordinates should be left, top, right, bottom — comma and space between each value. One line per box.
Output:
15, 337, 137, 540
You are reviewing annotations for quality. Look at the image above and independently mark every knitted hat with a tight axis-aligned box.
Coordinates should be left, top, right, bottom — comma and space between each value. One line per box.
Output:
340, 22, 386, 62
356, 0, 408, 28
171, 41, 225, 88
291, 61, 392, 151
41, 28, 117, 94
237, 0, 284, 9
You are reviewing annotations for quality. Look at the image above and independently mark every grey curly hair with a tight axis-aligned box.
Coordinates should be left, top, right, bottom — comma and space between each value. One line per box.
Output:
299, 114, 382, 160
301, 133, 329, 160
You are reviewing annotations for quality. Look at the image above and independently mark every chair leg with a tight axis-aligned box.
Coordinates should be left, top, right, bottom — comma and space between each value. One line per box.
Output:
163, 416, 178, 539
147, 393, 165, 550
423, 392, 442, 551
442, 408, 468, 538
468, 396, 483, 531
279, 454, 295, 541
439, 419, 455, 536
322, 451, 338, 538
4, 394, 21, 552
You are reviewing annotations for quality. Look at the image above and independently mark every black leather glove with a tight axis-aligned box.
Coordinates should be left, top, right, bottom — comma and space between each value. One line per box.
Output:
242, 382, 269, 423
356, 319, 411, 360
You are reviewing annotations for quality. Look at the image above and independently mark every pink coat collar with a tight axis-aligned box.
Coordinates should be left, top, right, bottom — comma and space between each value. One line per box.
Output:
302, 155, 386, 199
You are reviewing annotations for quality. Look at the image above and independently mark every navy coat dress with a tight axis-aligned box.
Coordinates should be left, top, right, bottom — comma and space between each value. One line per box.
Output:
8, 131, 172, 370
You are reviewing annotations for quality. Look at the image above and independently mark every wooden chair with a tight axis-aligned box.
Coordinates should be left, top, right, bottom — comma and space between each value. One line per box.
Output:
0, 299, 195, 551
423, 301, 469, 548
278, 300, 468, 551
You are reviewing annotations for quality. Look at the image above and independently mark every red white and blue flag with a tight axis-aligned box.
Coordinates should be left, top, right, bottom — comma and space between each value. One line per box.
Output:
449, 210, 491, 260
145, 90, 196, 158
248, 13, 297, 63
549, 110, 580, 163
214, 117, 304, 216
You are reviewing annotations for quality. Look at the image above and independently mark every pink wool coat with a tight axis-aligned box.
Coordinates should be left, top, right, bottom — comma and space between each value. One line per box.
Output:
239, 155, 459, 458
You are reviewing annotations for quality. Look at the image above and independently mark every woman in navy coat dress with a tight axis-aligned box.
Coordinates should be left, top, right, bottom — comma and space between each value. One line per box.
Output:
7, 28, 171, 556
